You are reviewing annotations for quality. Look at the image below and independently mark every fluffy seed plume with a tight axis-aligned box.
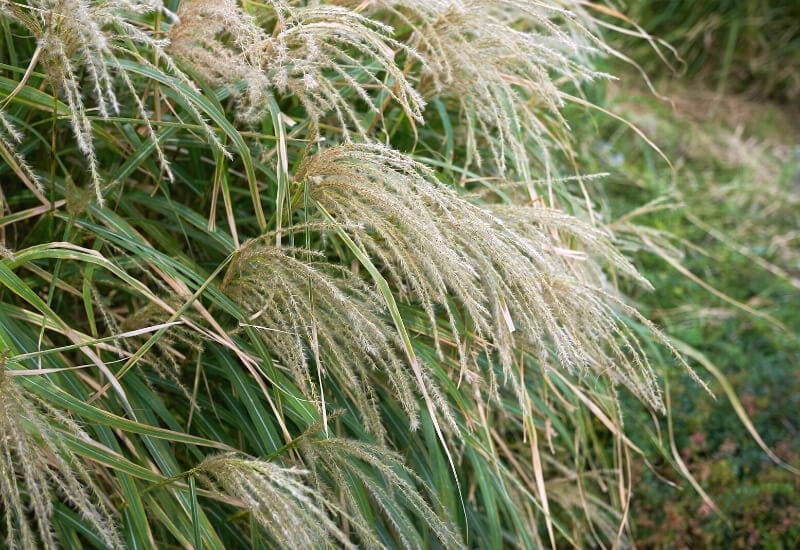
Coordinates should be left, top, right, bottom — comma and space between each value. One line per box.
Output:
302, 143, 670, 411
195, 454, 356, 549
0, 365, 121, 549
300, 436, 462, 549
355, 0, 610, 187
169, 0, 425, 133
168, 0, 272, 121
0, 0, 224, 203
0, 110, 42, 194
224, 241, 420, 436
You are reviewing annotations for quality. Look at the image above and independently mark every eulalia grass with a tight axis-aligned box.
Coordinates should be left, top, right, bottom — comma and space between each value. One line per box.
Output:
0, 0, 704, 547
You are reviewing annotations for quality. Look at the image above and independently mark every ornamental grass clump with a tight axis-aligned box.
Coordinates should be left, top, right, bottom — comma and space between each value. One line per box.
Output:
0, 0, 705, 547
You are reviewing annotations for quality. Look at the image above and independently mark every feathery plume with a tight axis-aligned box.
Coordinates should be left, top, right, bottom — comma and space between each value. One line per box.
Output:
355, 0, 610, 188
169, 0, 425, 133
0, 0, 224, 203
168, 0, 272, 122
195, 454, 356, 548
0, 364, 121, 549
224, 241, 420, 436
0, 110, 42, 194
303, 143, 669, 411
300, 436, 462, 549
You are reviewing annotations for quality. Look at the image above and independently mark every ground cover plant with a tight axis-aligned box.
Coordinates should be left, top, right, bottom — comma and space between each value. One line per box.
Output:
580, 5, 800, 544
1, 0, 795, 548
578, 83, 800, 546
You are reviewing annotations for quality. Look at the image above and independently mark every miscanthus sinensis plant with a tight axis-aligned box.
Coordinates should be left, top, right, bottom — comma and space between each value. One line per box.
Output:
0, 0, 703, 547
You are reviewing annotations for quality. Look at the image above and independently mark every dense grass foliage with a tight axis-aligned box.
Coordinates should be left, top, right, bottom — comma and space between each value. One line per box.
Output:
1, 0, 796, 548
0, 1, 696, 547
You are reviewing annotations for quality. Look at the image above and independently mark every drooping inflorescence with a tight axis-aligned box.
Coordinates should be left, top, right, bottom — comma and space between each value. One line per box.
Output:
352, 0, 611, 186
0, 367, 121, 550
302, 142, 670, 413
0, 0, 226, 203
169, 0, 424, 133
